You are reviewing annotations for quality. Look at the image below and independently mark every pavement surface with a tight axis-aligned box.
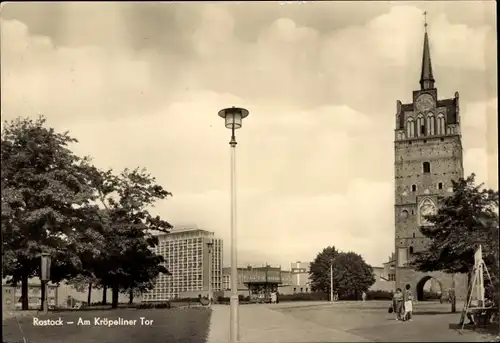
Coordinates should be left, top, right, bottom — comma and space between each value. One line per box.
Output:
207, 301, 498, 343
207, 301, 369, 343
2, 307, 211, 343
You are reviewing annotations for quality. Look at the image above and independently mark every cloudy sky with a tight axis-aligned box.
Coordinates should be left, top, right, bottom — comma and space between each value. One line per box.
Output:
1, 2, 497, 268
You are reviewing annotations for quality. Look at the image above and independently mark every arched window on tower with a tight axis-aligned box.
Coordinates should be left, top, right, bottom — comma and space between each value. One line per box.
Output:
406, 117, 415, 138
437, 113, 446, 135
409, 246, 414, 254
416, 114, 425, 137
427, 113, 435, 135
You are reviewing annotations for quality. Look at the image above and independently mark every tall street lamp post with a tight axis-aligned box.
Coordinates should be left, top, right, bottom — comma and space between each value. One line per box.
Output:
330, 261, 334, 303
207, 240, 214, 305
218, 106, 249, 343
40, 252, 51, 314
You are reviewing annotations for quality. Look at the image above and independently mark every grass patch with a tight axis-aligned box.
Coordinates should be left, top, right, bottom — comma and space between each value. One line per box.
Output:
2, 307, 212, 343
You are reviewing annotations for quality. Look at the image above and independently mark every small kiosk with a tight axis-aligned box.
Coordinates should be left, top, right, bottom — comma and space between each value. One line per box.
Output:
243, 265, 282, 303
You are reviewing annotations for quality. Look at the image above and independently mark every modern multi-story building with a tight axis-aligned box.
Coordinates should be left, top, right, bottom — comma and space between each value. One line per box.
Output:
142, 226, 223, 301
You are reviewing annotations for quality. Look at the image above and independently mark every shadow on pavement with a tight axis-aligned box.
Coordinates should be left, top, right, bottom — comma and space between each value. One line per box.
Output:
449, 322, 500, 336
413, 311, 451, 316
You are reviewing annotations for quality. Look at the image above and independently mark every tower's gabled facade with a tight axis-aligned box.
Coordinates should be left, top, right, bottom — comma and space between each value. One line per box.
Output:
393, 21, 467, 299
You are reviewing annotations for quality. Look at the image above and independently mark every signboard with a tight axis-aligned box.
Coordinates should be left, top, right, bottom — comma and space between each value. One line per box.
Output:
267, 270, 281, 283
474, 245, 482, 266
41, 255, 51, 281
242, 268, 282, 284
474, 245, 484, 306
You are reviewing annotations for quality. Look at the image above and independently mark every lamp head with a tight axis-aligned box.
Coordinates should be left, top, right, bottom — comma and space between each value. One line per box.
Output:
218, 107, 249, 130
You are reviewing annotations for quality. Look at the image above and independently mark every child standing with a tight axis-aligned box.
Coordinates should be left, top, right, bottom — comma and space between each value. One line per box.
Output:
403, 284, 413, 321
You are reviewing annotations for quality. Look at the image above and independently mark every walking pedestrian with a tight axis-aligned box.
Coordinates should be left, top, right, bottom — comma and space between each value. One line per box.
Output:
392, 288, 404, 320
403, 284, 414, 321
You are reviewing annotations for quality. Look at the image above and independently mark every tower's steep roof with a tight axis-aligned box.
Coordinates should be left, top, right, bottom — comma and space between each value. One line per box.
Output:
420, 31, 435, 90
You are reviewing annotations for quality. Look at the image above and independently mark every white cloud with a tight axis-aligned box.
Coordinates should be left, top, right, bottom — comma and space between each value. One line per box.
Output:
0, 3, 496, 268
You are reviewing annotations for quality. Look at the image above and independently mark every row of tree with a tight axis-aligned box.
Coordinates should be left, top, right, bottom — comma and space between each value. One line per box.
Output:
2, 116, 173, 309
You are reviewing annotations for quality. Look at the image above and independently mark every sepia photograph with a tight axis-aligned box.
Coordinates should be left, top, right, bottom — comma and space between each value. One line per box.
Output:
1, 1, 498, 343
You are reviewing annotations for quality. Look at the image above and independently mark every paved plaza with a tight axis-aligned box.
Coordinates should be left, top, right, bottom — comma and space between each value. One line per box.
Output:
207, 301, 497, 343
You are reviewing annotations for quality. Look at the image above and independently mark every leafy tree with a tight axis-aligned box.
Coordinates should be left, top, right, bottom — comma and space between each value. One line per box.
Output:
66, 274, 100, 305
410, 174, 499, 314
119, 236, 170, 304
1, 116, 99, 310
331, 252, 375, 300
309, 246, 339, 293
89, 167, 173, 308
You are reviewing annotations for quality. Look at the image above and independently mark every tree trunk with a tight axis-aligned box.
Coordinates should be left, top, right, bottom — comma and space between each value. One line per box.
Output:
101, 285, 107, 305
450, 274, 456, 313
129, 289, 134, 304
451, 292, 456, 313
87, 283, 92, 306
21, 274, 29, 310
40, 280, 46, 311
111, 286, 119, 309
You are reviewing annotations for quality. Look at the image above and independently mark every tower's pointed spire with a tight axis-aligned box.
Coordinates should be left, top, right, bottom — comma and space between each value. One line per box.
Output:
420, 11, 435, 90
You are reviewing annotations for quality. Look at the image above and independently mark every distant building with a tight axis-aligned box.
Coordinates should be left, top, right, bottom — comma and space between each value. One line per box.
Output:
222, 265, 283, 299
56, 282, 135, 306
369, 254, 396, 292
143, 226, 223, 301
383, 253, 396, 282
279, 261, 312, 294
2, 278, 136, 310
222, 261, 313, 297
370, 267, 396, 292
2, 278, 58, 311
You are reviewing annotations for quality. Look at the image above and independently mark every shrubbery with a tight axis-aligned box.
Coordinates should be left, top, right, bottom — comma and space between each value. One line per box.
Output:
213, 290, 443, 303
216, 296, 251, 304
137, 302, 172, 309
366, 290, 393, 300
278, 292, 329, 302
422, 291, 441, 300
170, 297, 204, 303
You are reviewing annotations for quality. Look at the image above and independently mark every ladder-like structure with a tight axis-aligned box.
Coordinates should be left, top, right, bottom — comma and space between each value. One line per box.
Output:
460, 245, 493, 330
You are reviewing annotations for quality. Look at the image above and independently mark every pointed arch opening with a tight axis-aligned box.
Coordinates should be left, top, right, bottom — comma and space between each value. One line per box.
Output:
416, 114, 425, 137
427, 113, 435, 135
406, 117, 415, 138
437, 113, 446, 135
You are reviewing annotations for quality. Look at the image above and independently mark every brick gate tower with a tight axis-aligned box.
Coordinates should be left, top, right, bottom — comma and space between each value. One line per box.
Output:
393, 20, 468, 301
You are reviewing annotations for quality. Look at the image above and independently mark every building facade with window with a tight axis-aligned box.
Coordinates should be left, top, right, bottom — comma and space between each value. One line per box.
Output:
221, 262, 312, 296
2, 278, 58, 311
282, 261, 312, 294
142, 226, 223, 301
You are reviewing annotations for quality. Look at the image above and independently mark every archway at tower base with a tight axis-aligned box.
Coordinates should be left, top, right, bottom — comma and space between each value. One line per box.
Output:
416, 276, 443, 301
